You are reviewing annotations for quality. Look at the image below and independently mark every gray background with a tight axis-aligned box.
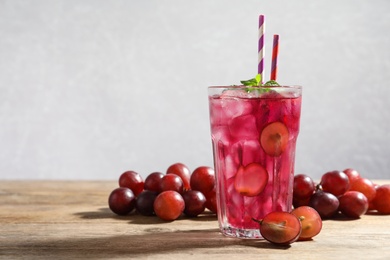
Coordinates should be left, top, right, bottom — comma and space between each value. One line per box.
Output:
1, 0, 389, 180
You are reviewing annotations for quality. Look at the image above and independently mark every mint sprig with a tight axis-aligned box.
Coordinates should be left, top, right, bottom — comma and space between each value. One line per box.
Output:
240, 74, 262, 86
240, 74, 280, 93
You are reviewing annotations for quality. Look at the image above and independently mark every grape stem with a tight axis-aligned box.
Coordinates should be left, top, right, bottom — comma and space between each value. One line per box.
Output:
251, 217, 263, 225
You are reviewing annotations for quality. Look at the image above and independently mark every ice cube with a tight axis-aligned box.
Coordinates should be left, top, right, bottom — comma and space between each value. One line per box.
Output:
224, 154, 238, 179
220, 89, 249, 98
227, 177, 244, 208
241, 140, 262, 166
211, 126, 231, 144
221, 98, 253, 118
228, 140, 262, 166
244, 196, 261, 217
229, 114, 259, 140
229, 141, 244, 166
209, 100, 228, 126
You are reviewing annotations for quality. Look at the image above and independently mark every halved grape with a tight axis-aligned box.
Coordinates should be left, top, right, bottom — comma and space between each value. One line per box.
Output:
234, 163, 268, 197
260, 122, 289, 157
291, 206, 322, 240
257, 211, 302, 245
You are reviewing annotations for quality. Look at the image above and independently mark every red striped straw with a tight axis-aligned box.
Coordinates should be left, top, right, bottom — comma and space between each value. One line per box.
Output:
270, 34, 279, 81
258, 15, 265, 84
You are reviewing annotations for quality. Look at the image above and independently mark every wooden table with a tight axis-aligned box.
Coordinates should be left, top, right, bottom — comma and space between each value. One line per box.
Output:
1, 180, 389, 259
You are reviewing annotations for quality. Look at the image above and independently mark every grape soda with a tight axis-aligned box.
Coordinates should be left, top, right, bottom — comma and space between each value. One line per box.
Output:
208, 86, 302, 238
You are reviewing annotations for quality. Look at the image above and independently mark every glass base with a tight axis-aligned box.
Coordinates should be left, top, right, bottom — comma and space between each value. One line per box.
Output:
220, 226, 263, 239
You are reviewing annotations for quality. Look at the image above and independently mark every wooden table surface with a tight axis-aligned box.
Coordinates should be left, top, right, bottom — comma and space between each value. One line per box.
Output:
1, 180, 389, 259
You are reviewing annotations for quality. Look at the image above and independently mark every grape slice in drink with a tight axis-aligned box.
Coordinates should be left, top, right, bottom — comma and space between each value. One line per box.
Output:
234, 163, 268, 197
260, 121, 289, 157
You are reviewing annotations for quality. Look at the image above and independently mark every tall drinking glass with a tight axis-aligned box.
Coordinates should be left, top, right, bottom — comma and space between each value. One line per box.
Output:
208, 85, 302, 238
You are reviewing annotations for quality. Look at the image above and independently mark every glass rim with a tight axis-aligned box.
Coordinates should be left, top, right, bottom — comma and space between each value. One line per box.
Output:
208, 85, 302, 98
208, 85, 302, 90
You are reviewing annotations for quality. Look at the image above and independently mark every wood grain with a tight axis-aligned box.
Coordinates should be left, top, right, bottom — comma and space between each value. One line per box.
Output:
1, 180, 389, 259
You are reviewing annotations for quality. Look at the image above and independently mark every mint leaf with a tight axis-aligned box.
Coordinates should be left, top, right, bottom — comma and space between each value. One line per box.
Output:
240, 74, 262, 86
255, 74, 261, 84
238, 75, 281, 94
240, 78, 258, 86
263, 80, 280, 86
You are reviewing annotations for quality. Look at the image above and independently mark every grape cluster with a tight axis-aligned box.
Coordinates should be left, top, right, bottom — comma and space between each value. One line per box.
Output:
108, 163, 217, 221
293, 168, 390, 219
108, 164, 390, 246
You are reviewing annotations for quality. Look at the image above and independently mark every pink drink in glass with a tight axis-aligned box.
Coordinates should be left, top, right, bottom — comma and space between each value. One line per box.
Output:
208, 85, 302, 238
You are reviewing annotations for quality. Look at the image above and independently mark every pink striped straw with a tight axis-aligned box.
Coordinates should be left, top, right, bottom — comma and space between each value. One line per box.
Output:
258, 15, 265, 84
270, 34, 279, 81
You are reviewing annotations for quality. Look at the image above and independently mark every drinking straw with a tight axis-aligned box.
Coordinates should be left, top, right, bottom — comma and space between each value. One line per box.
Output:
270, 34, 279, 81
258, 15, 265, 85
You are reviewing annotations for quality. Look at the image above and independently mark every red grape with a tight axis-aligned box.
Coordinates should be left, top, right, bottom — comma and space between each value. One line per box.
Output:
372, 184, 390, 214
293, 174, 315, 199
368, 183, 380, 211
160, 173, 184, 194
190, 166, 215, 194
135, 190, 158, 216
343, 168, 361, 184
291, 206, 322, 240
234, 163, 268, 197
309, 191, 339, 219
320, 170, 350, 196
166, 163, 191, 191
260, 122, 289, 157
204, 188, 217, 214
108, 187, 136, 215
338, 191, 368, 218
118, 170, 144, 196
144, 172, 164, 193
349, 178, 376, 202
153, 190, 185, 221
293, 196, 311, 208
182, 190, 206, 217
368, 201, 376, 211
257, 211, 302, 245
